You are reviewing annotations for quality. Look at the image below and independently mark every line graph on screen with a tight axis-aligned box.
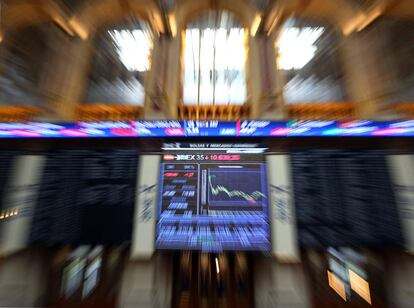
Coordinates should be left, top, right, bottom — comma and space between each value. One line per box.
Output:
207, 169, 265, 205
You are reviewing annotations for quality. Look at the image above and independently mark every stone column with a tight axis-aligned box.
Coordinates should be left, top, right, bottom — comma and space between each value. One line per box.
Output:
384, 252, 414, 308
42, 33, 93, 121
0, 249, 47, 306
144, 35, 169, 120
259, 33, 286, 120
340, 23, 398, 119
254, 256, 311, 308
247, 35, 263, 118
164, 34, 182, 119
117, 253, 172, 308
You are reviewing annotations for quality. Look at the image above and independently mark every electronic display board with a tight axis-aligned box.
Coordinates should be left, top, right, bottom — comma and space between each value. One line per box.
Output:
156, 149, 270, 252
291, 150, 404, 248
2, 120, 414, 138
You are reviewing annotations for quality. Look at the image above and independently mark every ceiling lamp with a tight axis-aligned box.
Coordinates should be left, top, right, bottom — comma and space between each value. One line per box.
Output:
250, 13, 262, 36
53, 15, 75, 37
342, 0, 392, 35
69, 17, 88, 40
152, 12, 164, 35
168, 13, 177, 37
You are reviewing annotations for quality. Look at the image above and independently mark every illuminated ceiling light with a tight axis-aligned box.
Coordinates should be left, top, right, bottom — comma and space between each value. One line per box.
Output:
357, 7, 383, 32
342, 13, 365, 36
215, 257, 220, 274
144, 27, 154, 48
53, 15, 75, 36
108, 29, 151, 71
250, 14, 262, 37
69, 18, 88, 40
277, 26, 324, 70
153, 13, 164, 35
267, 15, 280, 36
168, 14, 177, 37
343, 0, 388, 35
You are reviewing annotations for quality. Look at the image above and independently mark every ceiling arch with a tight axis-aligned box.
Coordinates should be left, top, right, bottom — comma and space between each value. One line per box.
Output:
71, 0, 164, 39
2, 0, 70, 31
171, 0, 258, 31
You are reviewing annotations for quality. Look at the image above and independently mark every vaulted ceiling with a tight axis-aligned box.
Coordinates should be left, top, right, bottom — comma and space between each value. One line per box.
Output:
1, 0, 414, 37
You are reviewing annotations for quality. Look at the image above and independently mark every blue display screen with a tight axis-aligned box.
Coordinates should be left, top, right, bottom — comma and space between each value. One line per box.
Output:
1, 120, 414, 138
155, 151, 271, 252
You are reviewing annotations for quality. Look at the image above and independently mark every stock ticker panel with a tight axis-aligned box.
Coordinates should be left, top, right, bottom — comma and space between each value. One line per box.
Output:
156, 152, 270, 252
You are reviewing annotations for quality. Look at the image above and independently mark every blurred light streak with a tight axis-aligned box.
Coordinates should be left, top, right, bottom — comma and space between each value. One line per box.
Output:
0, 208, 19, 220
349, 269, 372, 305
343, 0, 389, 35
53, 15, 75, 36
342, 13, 365, 35
250, 14, 262, 37
169, 13, 177, 37
153, 13, 164, 34
69, 18, 88, 40
327, 270, 347, 301
267, 10, 283, 36
357, 8, 383, 32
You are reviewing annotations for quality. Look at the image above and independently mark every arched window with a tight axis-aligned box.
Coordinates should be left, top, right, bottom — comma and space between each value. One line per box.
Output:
276, 18, 347, 104
83, 20, 153, 105
183, 10, 247, 105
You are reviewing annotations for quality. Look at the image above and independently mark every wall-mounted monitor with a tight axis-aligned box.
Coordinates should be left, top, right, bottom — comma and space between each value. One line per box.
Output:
156, 147, 271, 252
